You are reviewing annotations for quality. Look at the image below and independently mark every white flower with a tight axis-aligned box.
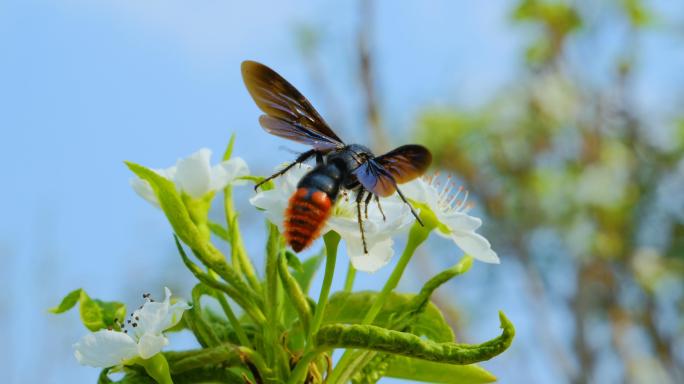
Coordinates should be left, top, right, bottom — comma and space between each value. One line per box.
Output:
131, 148, 249, 207
73, 287, 190, 368
403, 175, 500, 264
250, 164, 412, 273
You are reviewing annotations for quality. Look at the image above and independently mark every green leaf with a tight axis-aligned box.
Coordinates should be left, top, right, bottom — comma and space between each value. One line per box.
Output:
316, 312, 515, 365
167, 344, 242, 374
222, 133, 237, 161
292, 250, 324, 295
402, 257, 473, 322
94, 299, 127, 330
384, 357, 496, 383
284, 250, 304, 273
323, 291, 454, 342
208, 221, 230, 242
49, 288, 82, 314
51, 289, 126, 331
239, 175, 275, 191
79, 291, 105, 331
125, 162, 203, 251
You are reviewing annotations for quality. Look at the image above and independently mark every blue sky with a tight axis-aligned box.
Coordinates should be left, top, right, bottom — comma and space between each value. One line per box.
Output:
1, 1, 682, 383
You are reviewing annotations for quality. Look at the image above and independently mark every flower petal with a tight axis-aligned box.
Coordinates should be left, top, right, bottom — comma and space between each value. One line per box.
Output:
250, 189, 289, 231
175, 148, 213, 198
130, 166, 177, 208
210, 157, 250, 190
401, 177, 435, 204
437, 211, 482, 235
327, 197, 411, 273
133, 287, 190, 337
451, 231, 500, 264
73, 330, 138, 368
250, 164, 311, 230
347, 236, 395, 273
158, 287, 191, 331
137, 333, 169, 360
130, 178, 160, 207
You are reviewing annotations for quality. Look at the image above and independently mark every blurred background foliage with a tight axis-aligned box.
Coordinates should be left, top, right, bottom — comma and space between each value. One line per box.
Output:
298, 0, 684, 382
411, 1, 683, 382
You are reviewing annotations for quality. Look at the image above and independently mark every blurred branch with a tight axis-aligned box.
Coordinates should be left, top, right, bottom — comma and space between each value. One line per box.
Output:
295, 24, 346, 133
571, 262, 597, 384
357, 0, 390, 152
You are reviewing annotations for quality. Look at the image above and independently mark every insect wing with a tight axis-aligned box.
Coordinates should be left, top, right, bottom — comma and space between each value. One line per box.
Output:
242, 61, 344, 151
259, 115, 340, 151
353, 160, 397, 197
353, 145, 432, 197
374, 145, 432, 184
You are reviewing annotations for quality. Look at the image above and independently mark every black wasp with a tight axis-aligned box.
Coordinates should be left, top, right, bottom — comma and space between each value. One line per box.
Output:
241, 61, 431, 254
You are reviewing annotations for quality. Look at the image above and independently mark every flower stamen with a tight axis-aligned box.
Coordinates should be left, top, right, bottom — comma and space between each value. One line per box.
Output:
426, 175, 472, 215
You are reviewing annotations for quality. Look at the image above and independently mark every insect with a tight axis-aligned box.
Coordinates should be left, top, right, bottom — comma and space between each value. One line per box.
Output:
242, 60, 432, 253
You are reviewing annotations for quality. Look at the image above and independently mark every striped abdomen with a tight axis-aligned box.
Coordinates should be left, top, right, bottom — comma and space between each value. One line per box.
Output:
285, 187, 333, 252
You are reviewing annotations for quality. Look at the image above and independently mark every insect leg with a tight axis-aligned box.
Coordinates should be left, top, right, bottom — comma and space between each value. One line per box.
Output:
394, 186, 424, 226
356, 190, 369, 254
376, 166, 424, 226
255, 149, 318, 191
363, 191, 373, 219
374, 194, 386, 221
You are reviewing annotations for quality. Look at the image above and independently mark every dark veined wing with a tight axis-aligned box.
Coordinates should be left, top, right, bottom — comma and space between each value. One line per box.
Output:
353, 145, 432, 197
241, 60, 344, 151
374, 145, 432, 183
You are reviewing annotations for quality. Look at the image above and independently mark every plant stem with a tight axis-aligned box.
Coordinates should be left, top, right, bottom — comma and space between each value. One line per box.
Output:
343, 262, 356, 292
288, 232, 339, 384
210, 270, 252, 348
362, 222, 430, 324
175, 237, 266, 325
278, 252, 312, 335
238, 347, 273, 383
286, 347, 327, 384
264, 223, 288, 379
224, 186, 261, 292
309, 231, 340, 343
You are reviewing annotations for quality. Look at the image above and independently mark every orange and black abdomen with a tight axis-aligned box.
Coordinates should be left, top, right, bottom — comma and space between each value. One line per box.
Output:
285, 188, 333, 252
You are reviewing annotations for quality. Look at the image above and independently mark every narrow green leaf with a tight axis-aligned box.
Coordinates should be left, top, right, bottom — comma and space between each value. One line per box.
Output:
384, 357, 496, 383
284, 250, 304, 272
49, 288, 82, 314
208, 221, 230, 242
168, 344, 242, 374
222, 133, 237, 161
397, 256, 473, 326
323, 291, 454, 342
190, 284, 222, 347
316, 311, 515, 365
239, 175, 274, 191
